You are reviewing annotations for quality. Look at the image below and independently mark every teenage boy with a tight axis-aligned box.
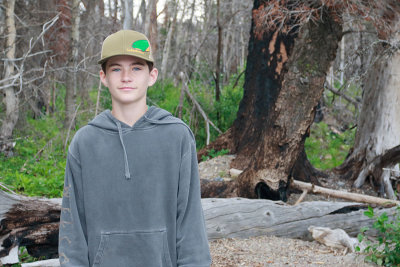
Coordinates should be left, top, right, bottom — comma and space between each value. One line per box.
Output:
58, 30, 211, 267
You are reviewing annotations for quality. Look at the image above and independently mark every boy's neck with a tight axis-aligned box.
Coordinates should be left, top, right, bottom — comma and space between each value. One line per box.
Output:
111, 103, 148, 127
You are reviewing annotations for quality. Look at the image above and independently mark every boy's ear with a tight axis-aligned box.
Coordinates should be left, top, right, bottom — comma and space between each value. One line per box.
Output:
99, 69, 108, 87
148, 67, 158, 87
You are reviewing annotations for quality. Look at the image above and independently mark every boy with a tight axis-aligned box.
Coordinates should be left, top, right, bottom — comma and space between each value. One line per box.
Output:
58, 30, 211, 267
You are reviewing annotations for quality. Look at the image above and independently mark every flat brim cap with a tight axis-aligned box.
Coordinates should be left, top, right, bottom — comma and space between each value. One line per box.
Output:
98, 30, 154, 65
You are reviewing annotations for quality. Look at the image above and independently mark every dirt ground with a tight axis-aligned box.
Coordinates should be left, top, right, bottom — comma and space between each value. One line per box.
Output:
209, 235, 374, 267
199, 155, 379, 267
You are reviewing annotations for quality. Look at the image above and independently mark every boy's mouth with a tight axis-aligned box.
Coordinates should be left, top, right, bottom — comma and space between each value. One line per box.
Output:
119, 87, 136, 90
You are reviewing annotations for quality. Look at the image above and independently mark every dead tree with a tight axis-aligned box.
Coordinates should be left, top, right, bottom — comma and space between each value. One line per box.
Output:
334, 6, 400, 198
198, 0, 400, 201
0, 0, 18, 156
201, 0, 342, 200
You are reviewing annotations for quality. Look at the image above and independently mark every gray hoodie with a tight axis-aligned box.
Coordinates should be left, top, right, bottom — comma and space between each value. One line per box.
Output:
59, 106, 211, 267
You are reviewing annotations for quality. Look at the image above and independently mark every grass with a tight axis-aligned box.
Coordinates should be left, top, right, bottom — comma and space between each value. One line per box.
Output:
305, 122, 356, 170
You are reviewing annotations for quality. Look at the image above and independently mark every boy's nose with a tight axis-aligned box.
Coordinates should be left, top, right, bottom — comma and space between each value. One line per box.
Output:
121, 70, 132, 82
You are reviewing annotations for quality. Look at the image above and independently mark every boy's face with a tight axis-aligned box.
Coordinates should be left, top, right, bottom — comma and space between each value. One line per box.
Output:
99, 55, 158, 108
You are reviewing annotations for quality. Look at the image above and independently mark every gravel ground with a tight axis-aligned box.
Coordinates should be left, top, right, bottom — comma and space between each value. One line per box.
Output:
209, 235, 374, 267
199, 155, 377, 267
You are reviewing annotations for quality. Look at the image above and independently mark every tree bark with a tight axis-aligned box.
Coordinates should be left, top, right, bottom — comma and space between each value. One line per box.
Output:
64, 0, 80, 128
145, 0, 158, 55
0, 0, 19, 156
335, 13, 400, 199
161, 0, 179, 81
0, 190, 60, 264
203, 198, 397, 241
122, 0, 133, 29
215, 0, 222, 125
229, 2, 341, 200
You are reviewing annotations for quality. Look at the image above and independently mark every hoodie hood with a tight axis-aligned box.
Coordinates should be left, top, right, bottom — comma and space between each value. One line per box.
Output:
88, 106, 194, 179
88, 106, 179, 131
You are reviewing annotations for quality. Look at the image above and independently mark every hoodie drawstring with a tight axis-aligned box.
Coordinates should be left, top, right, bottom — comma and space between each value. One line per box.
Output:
116, 121, 131, 179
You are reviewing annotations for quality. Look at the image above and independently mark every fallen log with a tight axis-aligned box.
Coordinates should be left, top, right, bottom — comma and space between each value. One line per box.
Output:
0, 188, 60, 265
229, 168, 400, 207
21, 258, 60, 267
1, 187, 398, 264
291, 179, 400, 207
203, 198, 397, 241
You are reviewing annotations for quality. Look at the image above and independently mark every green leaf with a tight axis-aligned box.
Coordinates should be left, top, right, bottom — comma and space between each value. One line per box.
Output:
364, 206, 374, 218
357, 233, 364, 242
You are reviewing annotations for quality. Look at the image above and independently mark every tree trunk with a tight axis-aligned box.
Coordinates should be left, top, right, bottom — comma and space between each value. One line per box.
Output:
335, 15, 400, 199
145, 0, 158, 55
214, 1, 342, 200
0, 0, 19, 156
122, 0, 133, 29
64, 0, 80, 129
215, 0, 222, 125
182, 0, 196, 73
113, 0, 118, 22
170, 0, 188, 78
160, 0, 179, 81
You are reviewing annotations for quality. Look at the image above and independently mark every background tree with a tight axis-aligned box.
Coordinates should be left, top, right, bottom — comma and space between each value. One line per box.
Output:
336, 6, 400, 199
123, 0, 133, 29
64, 0, 81, 128
0, 0, 17, 156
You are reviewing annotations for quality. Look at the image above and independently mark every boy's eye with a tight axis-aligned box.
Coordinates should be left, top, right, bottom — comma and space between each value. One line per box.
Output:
132, 67, 141, 71
111, 68, 120, 72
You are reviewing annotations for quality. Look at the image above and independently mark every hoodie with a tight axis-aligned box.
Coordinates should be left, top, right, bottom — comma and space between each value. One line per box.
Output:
59, 106, 211, 267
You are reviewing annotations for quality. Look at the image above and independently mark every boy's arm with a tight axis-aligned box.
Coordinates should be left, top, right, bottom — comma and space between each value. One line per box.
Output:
176, 139, 212, 267
59, 152, 89, 266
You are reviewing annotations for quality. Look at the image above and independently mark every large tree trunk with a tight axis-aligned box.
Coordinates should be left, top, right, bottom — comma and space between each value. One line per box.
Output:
0, 0, 19, 156
221, 1, 341, 200
335, 14, 400, 199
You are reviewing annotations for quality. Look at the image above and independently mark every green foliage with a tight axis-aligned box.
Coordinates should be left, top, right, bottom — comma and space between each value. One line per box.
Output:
100, 85, 112, 110
357, 206, 400, 266
10, 247, 46, 267
0, 116, 67, 198
148, 72, 244, 149
201, 148, 230, 161
305, 122, 355, 170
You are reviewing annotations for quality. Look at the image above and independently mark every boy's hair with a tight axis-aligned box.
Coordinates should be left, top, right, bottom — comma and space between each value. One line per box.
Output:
101, 60, 154, 74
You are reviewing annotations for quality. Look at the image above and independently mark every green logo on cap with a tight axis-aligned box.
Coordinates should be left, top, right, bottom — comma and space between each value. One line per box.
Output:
132, 40, 150, 52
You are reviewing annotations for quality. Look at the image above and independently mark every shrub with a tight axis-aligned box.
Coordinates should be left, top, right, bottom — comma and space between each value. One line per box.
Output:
356, 206, 400, 266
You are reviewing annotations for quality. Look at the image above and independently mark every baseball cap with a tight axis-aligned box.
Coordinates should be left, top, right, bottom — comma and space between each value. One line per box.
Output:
98, 30, 154, 65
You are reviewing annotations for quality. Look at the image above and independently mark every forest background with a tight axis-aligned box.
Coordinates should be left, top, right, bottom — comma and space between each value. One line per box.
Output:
0, 0, 399, 203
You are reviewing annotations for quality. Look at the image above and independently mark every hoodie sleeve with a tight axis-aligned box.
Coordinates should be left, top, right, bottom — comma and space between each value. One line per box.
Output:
58, 150, 89, 266
176, 137, 211, 267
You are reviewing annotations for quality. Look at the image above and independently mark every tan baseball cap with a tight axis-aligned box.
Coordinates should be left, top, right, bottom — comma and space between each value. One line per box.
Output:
98, 30, 154, 65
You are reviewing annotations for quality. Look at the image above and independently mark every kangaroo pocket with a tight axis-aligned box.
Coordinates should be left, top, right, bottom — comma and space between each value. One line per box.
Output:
92, 229, 173, 267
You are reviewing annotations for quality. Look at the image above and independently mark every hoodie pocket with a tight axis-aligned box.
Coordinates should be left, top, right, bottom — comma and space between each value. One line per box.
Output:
92, 229, 173, 267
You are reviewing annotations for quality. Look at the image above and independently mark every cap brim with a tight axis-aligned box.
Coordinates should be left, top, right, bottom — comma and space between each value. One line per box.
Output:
98, 53, 154, 65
